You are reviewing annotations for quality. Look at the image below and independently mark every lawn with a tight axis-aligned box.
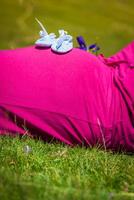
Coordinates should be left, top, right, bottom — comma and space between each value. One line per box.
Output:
0, 136, 134, 200
0, 0, 134, 199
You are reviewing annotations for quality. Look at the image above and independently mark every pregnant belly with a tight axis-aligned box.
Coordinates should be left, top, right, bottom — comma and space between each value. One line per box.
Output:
0, 46, 114, 125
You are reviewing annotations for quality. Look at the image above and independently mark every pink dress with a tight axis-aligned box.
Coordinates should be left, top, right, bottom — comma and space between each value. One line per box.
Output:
0, 42, 134, 152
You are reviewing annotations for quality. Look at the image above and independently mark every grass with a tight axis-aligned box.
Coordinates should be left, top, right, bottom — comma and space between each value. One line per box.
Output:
0, 135, 134, 200
0, 0, 134, 55
0, 0, 134, 199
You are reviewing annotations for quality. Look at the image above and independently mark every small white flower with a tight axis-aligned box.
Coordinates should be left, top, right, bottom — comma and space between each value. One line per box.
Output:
23, 145, 32, 154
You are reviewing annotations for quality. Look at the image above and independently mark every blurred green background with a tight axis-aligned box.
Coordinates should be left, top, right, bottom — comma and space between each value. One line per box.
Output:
0, 0, 134, 56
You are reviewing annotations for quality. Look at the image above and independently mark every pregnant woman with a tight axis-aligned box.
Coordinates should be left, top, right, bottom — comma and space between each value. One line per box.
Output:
0, 24, 134, 153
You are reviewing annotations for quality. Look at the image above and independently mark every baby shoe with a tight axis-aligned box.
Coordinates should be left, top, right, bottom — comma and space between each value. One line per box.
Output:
35, 18, 56, 47
51, 30, 73, 53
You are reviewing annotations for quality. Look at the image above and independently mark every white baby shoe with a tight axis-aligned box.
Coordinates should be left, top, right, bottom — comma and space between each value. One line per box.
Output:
35, 18, 56, 47
51, 29, 73, 53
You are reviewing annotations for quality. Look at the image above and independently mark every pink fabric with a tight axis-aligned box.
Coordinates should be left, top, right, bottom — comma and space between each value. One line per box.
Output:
0, 42, 134, 152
